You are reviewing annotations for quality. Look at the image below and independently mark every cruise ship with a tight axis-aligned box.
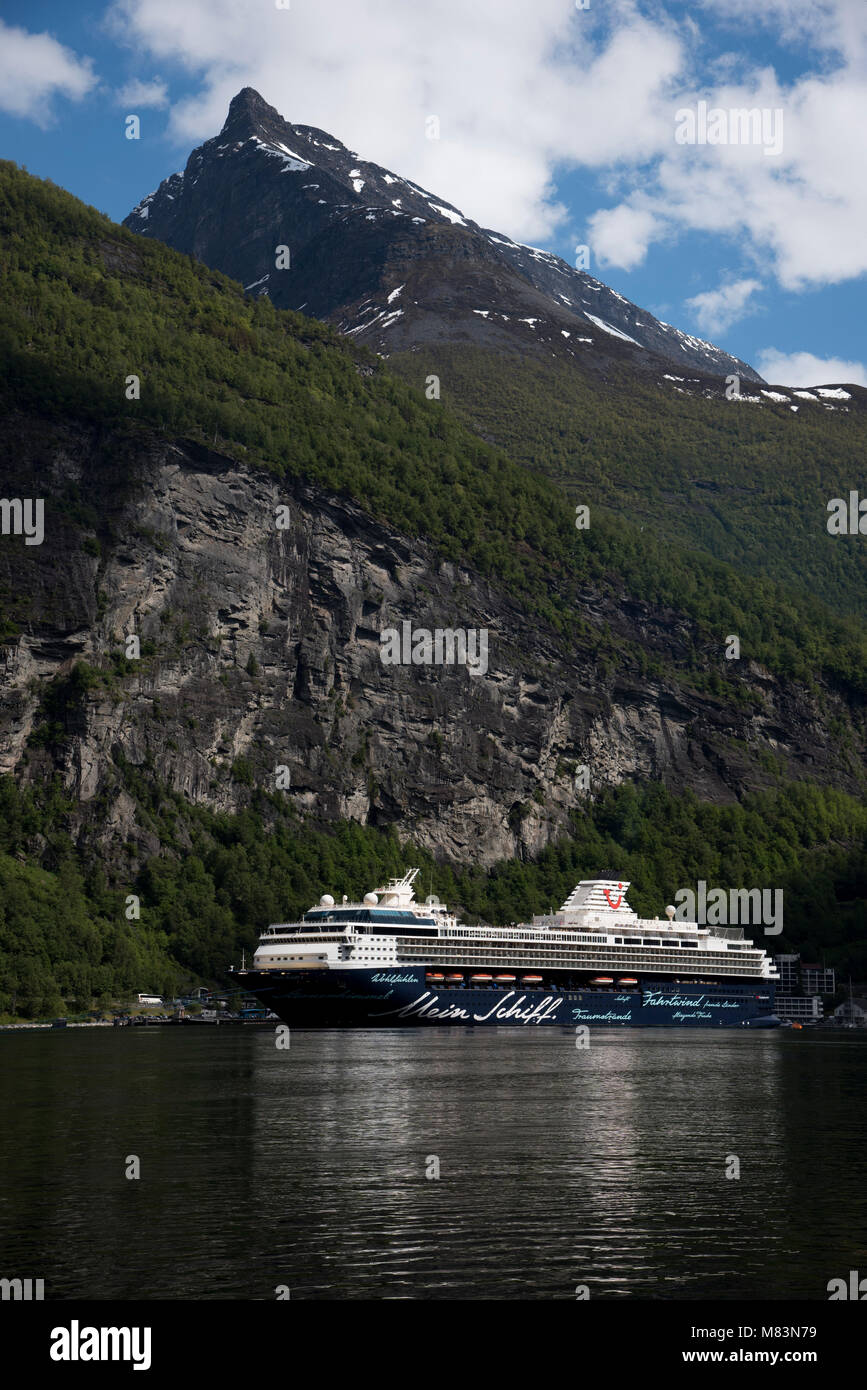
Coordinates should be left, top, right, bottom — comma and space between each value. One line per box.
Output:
231, 869, 780, 1028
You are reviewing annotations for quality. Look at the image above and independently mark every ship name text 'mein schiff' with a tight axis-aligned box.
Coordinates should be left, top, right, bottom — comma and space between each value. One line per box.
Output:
231, 870, 780, 1029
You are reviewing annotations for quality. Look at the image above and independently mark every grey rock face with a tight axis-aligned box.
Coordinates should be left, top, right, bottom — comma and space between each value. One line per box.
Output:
0, 415, 857, 870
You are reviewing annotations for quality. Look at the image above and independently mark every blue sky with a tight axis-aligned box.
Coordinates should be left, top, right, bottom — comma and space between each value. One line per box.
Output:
1, 0, 865, 386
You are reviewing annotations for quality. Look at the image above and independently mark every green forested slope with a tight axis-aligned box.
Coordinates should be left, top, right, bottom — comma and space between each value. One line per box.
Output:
388, 344, 867, 622
0, 161, 865, 692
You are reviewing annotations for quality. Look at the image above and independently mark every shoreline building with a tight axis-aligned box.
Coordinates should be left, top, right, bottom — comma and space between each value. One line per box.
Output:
773, 954, 835, 1024
829, 997, 867, 1028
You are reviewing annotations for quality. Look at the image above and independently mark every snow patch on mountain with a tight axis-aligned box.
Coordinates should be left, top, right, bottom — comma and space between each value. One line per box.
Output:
427, 202, 466, 225
252, 137, 310, 171
584, 313, 640, 346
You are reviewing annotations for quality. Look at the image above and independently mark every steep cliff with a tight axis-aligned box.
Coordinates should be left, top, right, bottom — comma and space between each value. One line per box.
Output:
2, 408, 865, 875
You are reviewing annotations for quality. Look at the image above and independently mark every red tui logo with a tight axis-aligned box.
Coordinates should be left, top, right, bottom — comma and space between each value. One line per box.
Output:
603, 883, 623, 909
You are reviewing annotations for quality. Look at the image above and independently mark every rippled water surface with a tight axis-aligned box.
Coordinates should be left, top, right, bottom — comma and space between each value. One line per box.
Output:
1, 1028, 865, 1299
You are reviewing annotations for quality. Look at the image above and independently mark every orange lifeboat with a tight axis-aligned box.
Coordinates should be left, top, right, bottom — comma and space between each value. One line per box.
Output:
591, 976, 614, 985
494, 974, 516, 983
445, 973, 464, 983
425, 973, 444, 982
617, 977, 638, 986
469, 973, 493, 984
521, 975, 543, 985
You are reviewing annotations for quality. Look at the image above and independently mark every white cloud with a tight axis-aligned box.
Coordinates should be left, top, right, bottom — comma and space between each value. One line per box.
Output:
685, 278, 762, 335
105, 0, 682, 243
755, 348, 867, 388
104, 0, 867, 291
0, 20, 95, 125
642, 67, 867, 290
588, 205, 661, 271
116, 78, 168, 109
578, 1, 867, 292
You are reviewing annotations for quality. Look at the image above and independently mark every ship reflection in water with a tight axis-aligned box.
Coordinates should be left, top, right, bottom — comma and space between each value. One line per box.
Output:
241, 1028, 860, 1300
1, 1028, 863, 1300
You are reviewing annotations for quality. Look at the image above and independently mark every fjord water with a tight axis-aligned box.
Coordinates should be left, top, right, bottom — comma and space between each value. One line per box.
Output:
1, 1029, 863, 1301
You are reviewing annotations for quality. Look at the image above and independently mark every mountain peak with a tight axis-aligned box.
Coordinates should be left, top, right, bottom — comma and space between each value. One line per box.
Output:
221, 87, 286, 136
128, 91, 763, 384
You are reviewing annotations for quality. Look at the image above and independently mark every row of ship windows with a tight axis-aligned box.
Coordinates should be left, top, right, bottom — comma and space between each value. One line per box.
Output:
269, 955, 329, 962
267, 935, 346, 944
393, 955, 760, 974
391, 950, 750, 961
326, 938, 761, 957
315, 933, 758, 953
274, 932, 754, 958
264, 944, 762, 968
390, 948, 758, 963
269, 930, 713, 948
263, 937, 756, 963
439, 934, 705, 945
342, 949, 761, 967
613, 937, 698, 948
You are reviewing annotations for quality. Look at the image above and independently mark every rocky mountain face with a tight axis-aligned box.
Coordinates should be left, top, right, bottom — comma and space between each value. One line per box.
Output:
1, 408, 859, 872
124, 88, 762, 383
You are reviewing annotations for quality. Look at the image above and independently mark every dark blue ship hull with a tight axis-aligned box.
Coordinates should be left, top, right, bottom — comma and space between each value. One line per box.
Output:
234, 967, 780, 1029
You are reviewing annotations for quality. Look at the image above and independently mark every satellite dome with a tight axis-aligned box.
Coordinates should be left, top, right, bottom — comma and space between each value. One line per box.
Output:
665, 905, 676, 919
320, 894, 335, 907
363, 892, 378, 906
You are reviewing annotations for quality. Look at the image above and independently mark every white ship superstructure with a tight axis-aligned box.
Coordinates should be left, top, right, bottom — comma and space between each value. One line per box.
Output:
250, 870, 779, 983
